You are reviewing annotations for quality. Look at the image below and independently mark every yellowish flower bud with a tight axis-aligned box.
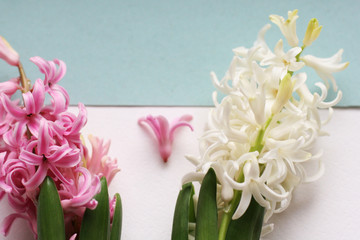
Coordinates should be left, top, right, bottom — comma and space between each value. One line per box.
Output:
303, 18, 322, 47
271, 73, 294, 114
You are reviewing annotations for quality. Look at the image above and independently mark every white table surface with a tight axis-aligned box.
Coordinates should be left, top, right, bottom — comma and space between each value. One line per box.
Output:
1, 106, 359, 240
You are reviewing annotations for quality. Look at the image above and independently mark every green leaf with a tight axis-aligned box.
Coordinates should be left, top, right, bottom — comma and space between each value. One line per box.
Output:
110, 193, 122, 240
195, 168, 218, 240
79, 177, 110, 240
37, 176, 66, 240
171, 182, 195, 240
225, 197, 265, 240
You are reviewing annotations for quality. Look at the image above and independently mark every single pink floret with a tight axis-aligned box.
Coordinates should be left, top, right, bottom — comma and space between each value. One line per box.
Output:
138, 114, 193, 162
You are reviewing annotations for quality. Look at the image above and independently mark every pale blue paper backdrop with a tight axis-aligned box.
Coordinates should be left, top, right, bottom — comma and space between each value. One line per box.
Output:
0, 0, 358, 106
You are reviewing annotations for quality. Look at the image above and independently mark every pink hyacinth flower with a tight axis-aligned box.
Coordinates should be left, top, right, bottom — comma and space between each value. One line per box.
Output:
138, 115, 193, 162
84, 135, 120, 185
19, 119, 80, 190
0, 36, 19, 66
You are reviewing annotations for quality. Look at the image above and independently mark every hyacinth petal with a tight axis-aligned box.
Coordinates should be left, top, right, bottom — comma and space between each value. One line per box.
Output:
50, 149, 80, 168
224, 172, 249, 190
156, 116, 170, 144
38, 120, 50, 155
48, 89, 66, 115
178, 114, 193, 122
19, 150, 44, 165
169, 121, 193, 143
0, 213, 27, 236
182, 172, 206, 185
22, 91, 36, 114
232, 189, 252, 219
0, 36, 20, 66
26, 117, 41, 137
287, 47, 302, 59
0, 78, 20, 96
53, 59, 67, 84
48, 164, 73, 186
52, 84, 70, 107
68, 103, 87, 135
0, 93, 25, 119
23, 163, 48, 190
30, 57, 48, 76
250, 184, 271, 209
31, 79, 46, 114
61, 168, 100, 208
138, 116, 161, 140
257, 183, 288, 202
0, 180, 12, 193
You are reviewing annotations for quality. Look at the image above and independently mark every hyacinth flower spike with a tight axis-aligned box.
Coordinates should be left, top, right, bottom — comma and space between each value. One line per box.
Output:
138, 115, 193, 162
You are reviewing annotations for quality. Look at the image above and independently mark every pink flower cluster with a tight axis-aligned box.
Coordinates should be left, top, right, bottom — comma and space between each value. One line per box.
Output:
0, 56, 119, 238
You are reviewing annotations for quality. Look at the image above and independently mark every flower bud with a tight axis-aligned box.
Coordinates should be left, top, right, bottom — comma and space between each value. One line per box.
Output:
0, 36, 20, 66
271, 73, 293, 114
303, 18, 322, 47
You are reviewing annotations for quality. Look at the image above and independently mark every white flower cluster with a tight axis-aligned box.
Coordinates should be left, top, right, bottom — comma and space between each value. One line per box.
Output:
184, 10, 348, 232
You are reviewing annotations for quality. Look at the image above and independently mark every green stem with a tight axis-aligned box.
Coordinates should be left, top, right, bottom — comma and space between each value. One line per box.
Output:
218, 116, 272, 240
218, 172, 244, 240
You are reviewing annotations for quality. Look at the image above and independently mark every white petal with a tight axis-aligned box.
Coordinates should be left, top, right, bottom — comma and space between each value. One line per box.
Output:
232, 188, 252, 219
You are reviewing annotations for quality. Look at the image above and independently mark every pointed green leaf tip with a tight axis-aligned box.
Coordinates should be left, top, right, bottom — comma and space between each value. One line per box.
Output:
110, 193, 123, 240
195, 168, 218, 240
37, 176, 66, 240
79, 177, 110, 240
225, 197, 265, 240
171, 182, 195, 240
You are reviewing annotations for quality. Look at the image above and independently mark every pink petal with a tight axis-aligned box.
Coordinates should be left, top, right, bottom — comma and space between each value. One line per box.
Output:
69, 234, 77, 240
48, 89, 67, 114
0, 36, 19, 66
50, 148, 81, 168
169, 121, 193, 143
22, 163, 48, 190
48, 164, 73, 186
177, 114, 193, 122
61, 168, 100, 209
30, 56, 50, 85
0, 179, 12, 193
68, 103, 87, 135
0, 78, 20, 95
26, 116, 42, 137
53, 59, 67, 85
0, 93, 25, 119
19, 150, 43, 165
138, 116, 162, 140
0, 213, 26, 236
31, 79, 46, 114
37, 119, 51, 155
156, 116, 170, 144
51, 84, 70, 107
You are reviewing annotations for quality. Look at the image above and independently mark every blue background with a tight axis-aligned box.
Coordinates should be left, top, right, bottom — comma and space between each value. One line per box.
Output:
0, 0, 358, 106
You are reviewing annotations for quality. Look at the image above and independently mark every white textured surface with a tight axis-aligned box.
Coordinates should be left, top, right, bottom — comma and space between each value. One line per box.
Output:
1, 107, 360, 240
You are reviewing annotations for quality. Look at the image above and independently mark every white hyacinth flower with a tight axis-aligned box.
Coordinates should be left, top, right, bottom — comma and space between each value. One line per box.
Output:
261, 39, 305, 79
301, 49, 349, 91
183, 9, 348, 238
269, 9, 299, 47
